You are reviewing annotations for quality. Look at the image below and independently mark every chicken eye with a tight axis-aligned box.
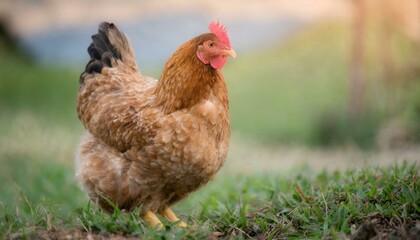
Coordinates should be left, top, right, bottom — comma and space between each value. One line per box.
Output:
208, 42, 215, 47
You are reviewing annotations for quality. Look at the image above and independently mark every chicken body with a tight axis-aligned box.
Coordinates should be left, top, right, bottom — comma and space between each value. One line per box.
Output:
75, 22, 234, 227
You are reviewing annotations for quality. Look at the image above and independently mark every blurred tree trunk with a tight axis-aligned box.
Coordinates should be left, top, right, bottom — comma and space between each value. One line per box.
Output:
0, 18, 32, 62
380, 2, 396, 115
349, 0, 366, 119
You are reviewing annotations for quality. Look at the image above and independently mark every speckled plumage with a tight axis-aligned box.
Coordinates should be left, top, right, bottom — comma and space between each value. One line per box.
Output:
75, 22, 232, 218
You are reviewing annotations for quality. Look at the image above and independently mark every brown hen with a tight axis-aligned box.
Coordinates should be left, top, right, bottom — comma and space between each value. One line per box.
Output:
75, 21, 235, 228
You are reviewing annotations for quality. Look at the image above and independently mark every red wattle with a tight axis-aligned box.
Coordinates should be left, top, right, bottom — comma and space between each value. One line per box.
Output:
210, 56, 227, 70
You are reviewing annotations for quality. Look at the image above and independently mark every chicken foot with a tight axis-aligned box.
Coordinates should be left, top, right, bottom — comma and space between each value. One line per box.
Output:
159, 207, 188, 228
142, 208, 187, 229
142, 211, 163, 229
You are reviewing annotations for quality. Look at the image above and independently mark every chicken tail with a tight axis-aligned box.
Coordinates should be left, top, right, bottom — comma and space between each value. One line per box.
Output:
80, 22, 138, 84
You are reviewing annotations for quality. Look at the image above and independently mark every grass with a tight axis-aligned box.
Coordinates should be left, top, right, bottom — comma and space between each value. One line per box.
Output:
1, 163, 418, 239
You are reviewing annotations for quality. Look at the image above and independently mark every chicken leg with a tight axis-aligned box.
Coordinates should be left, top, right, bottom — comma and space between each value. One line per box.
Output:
159, 208, 188, 227
142, 211, 163, 229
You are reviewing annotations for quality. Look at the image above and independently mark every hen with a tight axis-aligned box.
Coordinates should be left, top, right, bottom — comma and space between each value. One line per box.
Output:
75, 21, 235, 228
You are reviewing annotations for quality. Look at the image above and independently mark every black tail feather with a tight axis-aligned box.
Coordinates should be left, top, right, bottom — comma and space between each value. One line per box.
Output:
82, 22, 123, 77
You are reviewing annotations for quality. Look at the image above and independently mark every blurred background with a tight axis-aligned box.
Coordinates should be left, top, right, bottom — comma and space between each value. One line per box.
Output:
1, 0, 420, 208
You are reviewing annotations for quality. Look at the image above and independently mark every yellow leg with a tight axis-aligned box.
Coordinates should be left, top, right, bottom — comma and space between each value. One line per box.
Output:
159, 208, 188, 228
142, 211, 163, 229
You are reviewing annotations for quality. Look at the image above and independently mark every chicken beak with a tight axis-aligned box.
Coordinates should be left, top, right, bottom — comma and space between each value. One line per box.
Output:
222, 48, 236, 58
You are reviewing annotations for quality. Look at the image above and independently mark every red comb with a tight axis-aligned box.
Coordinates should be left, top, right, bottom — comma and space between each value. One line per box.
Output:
209, 21, 231, 48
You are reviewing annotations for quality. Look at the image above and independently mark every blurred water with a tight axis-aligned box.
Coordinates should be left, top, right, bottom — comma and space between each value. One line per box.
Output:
19, 14, 303, 69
